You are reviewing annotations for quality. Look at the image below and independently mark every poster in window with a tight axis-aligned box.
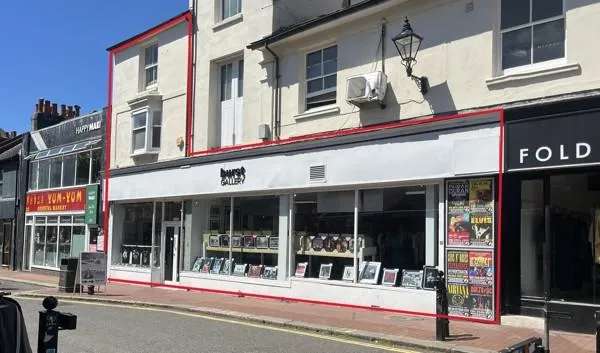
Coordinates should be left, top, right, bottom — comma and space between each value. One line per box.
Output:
447, 181, 471, 246
468, 179, 493, 213
446, 249, 495, 320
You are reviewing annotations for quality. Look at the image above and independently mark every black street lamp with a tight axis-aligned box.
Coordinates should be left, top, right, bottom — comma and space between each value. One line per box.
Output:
392, 17, 429, 94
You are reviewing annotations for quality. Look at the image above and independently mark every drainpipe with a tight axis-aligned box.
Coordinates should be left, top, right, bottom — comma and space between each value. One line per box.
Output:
264, 43, 280, 139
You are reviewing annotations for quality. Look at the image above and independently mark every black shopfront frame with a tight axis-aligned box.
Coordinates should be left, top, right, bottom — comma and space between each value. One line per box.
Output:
503, 105, 600, 333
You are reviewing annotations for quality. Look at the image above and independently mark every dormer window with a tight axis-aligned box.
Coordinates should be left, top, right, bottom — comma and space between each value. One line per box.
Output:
144, 44, 158, 88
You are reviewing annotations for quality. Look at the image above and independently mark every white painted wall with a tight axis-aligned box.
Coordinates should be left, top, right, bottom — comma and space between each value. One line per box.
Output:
111, 22, 189, 169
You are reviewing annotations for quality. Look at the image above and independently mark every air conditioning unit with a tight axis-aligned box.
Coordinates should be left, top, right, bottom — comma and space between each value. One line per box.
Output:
346, 71, 387, 106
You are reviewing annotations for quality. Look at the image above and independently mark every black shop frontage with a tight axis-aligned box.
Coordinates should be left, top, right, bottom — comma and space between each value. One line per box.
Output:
502, 97, 600, 333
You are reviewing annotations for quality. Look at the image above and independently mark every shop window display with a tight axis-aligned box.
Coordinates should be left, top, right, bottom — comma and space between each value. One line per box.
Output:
119, 203, 153, 267
294, 191, 357, 280
31, 215, 86, 269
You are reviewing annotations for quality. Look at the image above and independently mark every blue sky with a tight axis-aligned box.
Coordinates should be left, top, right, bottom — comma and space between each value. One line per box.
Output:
0, 0, 188, 134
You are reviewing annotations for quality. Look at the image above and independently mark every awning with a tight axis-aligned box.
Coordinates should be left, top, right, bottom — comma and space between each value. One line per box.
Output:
27, 139, 102, 160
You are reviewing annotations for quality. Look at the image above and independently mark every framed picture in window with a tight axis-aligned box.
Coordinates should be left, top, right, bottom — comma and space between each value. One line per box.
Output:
295, 262, 308, 277
311, 236, 324, 251
210, 258, 224, 274
381, 268, 399, 287
209, 235, 220, 248
248, 265, 264, 278
219, 234, 230, 247
233, 263, 247, 276
359, 261, 381, 284
231, 235, 242, 248
262, 266, 278, 280
256, 236, 269, 249
201, 257, 214, 273
342, 265, 355, 282
192, 257, 204, 272
422, 266, 439, 291
319, 263, 333, 280
243, 235, 256, 248
269, 237, 279, 249
401, 269, 423, 289
323, 236, 336, 252
221, 259, 234, 275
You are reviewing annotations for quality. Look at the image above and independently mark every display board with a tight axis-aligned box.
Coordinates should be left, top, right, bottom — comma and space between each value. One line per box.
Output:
78, 252, 107, 286
446, 178, 495, 321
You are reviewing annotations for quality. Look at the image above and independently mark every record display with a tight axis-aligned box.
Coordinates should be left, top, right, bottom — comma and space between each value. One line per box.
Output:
382, 268, 399, 286
248, 265, 264, 278
256, 236, 269, 249
210, 258, 224, 274
209, 235, 220, 247
201, 257, 214, 273
318, 263, 333, 279
262, 266, 278, 280
359, 261, 381, 284
311, 236, 324, 251
342, 265, 355, 282
400, 270, 423, 288
221, 259, 234, 275
269, 237, 279, 249
295, 262, 308, 277
231, 236, 242, 248
192, 257, 204, 272
233, 263, 247, 276
244, 235, 256, 248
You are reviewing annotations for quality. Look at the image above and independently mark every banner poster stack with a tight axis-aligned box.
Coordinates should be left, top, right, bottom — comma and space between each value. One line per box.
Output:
446, 178, 495, 321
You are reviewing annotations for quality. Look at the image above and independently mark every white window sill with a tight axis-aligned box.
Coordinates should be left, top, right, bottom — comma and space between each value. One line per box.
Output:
110, 265, 151, 273
290, 276, 433, 293
130, 149, 159, 158
212, 13, 243, 31
179, 271, 291, 288
294, 105, 340, 121
486, 62, 580, 88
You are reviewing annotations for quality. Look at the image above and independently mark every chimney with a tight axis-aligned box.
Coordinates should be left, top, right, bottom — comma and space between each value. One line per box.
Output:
74, 105, 81, 117
44, 100, 51, 113
67, 106, 73, 118
10, 131, 16, 138
37, 98, 44, 113
60, 104, 66, 117
52, 103, 58, 117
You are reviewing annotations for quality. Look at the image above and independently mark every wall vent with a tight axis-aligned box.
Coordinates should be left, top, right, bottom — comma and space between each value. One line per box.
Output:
309, 164, 326, 182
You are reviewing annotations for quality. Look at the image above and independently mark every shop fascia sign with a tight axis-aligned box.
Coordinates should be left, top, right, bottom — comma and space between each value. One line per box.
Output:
75, 120, 101, 135
506, 112, 600, 171
26, 187, 86, 213
221, 167, 246, 186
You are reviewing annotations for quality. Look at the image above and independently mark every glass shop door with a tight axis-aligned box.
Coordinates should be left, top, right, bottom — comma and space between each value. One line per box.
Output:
162, 222, 181, 283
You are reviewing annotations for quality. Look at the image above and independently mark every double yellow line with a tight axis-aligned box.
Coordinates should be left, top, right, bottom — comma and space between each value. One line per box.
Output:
18, 296, 420, 353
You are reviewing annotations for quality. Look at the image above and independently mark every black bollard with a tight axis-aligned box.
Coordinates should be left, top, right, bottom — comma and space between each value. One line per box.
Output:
435, 270, 450, 341
37, 296, 77, 353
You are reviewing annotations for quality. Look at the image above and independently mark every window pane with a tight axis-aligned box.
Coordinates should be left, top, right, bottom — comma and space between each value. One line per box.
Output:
222, 0, 230, 19
307, 78, 323, 94
306, 51, 322, 79
133, 112, 146, 129
532, 0, 562, 22
44, 225, 57, 267
72, 226, 86, 259
323, 59, 337, 76
62, 154, 76, 187
118, 203, 153, 267
152, 127, 161, 148
323, 74, 337, 90
323, 46, 337, 62
221, 64, 232, 101
76, 152, 90, 185
29, 161, 38, 190
91, 149, 101, 183
145, 66, 157, 87
49, 157, 62, 188
237, 60, 244, 98
501, 0, 530, 29
145, 44, 158, 66
33, 226, 46, 266
38, 159, 49, 189
533, 19, 565, 63
502, 27, 532, 69
58, 226, 72, 265
231, 0, 240, 16
59, 216, 72, 224
307, 91, 336, 110
73, 215, 85, 224
132, 130, 146, 151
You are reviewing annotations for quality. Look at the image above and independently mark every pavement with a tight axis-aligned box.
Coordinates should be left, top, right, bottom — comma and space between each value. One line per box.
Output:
1, 269, 595, 353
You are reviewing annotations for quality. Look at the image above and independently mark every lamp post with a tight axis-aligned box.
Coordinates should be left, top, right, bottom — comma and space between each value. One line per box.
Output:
392, 17, 429, 94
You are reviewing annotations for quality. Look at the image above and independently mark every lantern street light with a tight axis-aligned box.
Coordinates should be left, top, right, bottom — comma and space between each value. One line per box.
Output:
392, 17, 429, 94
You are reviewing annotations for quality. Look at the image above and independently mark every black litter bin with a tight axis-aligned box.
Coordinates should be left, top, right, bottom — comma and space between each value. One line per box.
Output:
58, 258, 79, 293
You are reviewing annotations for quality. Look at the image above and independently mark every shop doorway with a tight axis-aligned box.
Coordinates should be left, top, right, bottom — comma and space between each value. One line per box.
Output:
506, 171, 600, 332
162, 222, 181, 283
0, 220, 12, 266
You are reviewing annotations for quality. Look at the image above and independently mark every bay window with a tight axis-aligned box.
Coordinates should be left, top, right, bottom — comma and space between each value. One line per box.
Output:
131, 110, 161, 155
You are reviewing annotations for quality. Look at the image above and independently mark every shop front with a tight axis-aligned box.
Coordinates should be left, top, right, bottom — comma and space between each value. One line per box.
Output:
24, 111, 104, 271
503, 105, 600, 332
108, 109, 501, 317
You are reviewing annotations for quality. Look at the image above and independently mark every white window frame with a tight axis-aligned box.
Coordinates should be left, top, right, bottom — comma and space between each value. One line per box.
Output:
221, 0, 242, 21
150, 111, 162, 149
131, 108, 161, 156
143, 43, 159, 89
499, 0, 566, 75
304, 45, 338, 111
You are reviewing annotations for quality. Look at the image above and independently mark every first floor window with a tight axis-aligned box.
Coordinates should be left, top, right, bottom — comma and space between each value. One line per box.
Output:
501, 0, 565, 70
29, 161, 38, 190
131, 110, 161, 154
306, 45, 337, 110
